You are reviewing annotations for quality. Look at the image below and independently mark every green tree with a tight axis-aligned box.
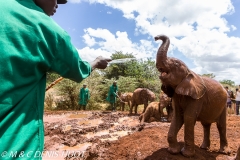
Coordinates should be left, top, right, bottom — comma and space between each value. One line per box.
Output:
201, 73, 215, 79
125, 58, 160, 89
46, 72, 61, 85
219, 79, 235, 87
56, 79, 79, 110
111, 51, 135, 59
104, 51, 136, 79
115, 76, 139, 94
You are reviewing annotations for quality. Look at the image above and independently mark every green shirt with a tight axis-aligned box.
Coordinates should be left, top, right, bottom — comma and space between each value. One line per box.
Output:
106, 85, 118, 103
0, 0, 91, 159
79, 88, 90, 105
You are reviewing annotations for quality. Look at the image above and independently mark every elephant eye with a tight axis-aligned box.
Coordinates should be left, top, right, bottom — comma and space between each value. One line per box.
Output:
157, 67, 163, 72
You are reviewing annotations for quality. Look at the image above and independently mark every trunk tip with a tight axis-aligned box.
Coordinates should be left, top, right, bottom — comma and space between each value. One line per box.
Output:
154, 35, 169, 42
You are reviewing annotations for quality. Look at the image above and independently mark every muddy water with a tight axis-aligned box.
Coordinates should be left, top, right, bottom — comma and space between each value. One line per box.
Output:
68, 113, 88, 119
43, 111, 141, 160
118, 117, 139, 126
63, 125, 71, 131
78, 119, 103, 126
85, 129, 130, 140
62, 143, 92, 151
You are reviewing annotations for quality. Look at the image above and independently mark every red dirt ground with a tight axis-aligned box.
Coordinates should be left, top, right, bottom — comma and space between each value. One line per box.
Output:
43, 111, 240, 160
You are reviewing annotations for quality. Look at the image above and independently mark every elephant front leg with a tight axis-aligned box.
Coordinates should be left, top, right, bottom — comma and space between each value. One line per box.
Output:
200, 122, 211, 150
122, 103, 125, 111
129, 103, 134, 114
217, 107, 230, 154
140, 113, 148, 125
167, 110, 183, 154
127, 101, 131, 111
181, 115, 196, 157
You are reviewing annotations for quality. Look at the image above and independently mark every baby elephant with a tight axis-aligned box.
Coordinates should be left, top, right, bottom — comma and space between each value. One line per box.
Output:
130, 88, 156, 114
119, 92, 133, 111
139, 101, 173, 124
159, 92, 173, 122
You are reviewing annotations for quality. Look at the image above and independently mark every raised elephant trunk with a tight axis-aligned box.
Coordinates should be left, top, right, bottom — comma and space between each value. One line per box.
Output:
155, 35, 170, 71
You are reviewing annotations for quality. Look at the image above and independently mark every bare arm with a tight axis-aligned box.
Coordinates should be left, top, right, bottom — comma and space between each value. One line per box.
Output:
90, 56, 112, 71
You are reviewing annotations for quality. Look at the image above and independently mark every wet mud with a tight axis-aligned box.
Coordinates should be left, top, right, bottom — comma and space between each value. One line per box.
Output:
43, 111, 240, 160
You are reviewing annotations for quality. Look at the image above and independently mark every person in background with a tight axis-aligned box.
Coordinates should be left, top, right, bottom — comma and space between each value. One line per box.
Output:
106, 81, 118, 111
0, 0, 111, 159
235, 88, 240, 115
225, 87, 231, 107
225, 86, 235, 114
78, 84, 90, 110
229, 90, 235, 114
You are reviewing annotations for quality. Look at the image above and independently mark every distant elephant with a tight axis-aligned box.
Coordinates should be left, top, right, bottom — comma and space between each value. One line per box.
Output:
119, 92, 133, 111
130, 88, 156, 114
139, 102, 161, 124
159, 92, 173, 122
139, 100, 173, 124
155, 35, 229, 157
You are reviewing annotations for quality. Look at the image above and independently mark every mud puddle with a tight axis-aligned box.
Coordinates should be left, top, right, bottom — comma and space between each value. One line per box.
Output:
43, 111, 141, 160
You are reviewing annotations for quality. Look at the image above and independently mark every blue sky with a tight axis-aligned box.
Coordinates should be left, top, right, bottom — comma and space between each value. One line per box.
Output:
52, 0, 240, 84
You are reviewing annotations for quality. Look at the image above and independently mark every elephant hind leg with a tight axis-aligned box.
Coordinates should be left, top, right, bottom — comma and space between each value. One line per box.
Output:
141, 102, 148, 114
217, 107, 230, 154
134, 105, 138, 114
200, 122, 211, 150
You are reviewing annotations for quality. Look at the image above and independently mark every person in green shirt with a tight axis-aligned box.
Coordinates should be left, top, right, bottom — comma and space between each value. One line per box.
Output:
106, 81, 119, 111
0, 0, 111, 159
78, 84, 90, 110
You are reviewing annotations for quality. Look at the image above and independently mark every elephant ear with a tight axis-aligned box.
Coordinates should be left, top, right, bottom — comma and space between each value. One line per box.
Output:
161, 85, 175, 98
175, 72, 206, 99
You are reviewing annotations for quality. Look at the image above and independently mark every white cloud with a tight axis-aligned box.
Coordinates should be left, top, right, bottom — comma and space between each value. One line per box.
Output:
231, 25, 237, 31
78, 28, 154, 61
68, 0, 82, 3
70, 0, 240, 84
82, 34, 96, 47
77, 47, 112, 62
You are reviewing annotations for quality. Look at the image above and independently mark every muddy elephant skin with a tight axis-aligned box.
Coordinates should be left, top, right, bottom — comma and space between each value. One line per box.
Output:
159, 92, 173, 122
155, 35, 229, 157
119, 92, 133, 111
139, 101, 171, 124
139, 94, 173, 124
130, 88, 156, 114
139, 102, 161, 124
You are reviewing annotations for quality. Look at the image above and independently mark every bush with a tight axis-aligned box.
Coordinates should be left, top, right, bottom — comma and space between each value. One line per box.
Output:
44, 93, 55, 110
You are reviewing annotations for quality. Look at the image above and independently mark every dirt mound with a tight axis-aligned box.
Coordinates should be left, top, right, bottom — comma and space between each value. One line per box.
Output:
43, 112, 240, 160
